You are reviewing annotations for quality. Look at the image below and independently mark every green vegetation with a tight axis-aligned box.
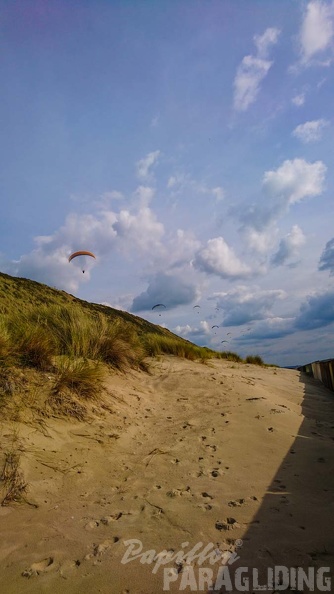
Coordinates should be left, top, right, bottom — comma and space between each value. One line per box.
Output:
0, 272, 271, 421
52, 357, 106, 399
245, 354, 264, 366
216, 351, 243, 363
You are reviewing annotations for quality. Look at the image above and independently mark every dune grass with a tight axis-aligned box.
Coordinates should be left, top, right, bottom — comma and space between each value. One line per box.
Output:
0, 273, 273, 425
10, 318, 56, 370
216, 351, 243, 363
142, 334, 215, 362
245, 355, 264, 366
52, 357, 106, 399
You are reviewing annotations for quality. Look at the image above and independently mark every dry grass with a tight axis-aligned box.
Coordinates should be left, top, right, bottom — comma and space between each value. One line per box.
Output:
52, 357, 106, 400
46, 390, 87, 420
0, 319, 12, 364
245, 354, 264, 365
0, 450, 27, 506
217, 351, 243, 363
143, 334, 215, 361
9, 316, 56, 370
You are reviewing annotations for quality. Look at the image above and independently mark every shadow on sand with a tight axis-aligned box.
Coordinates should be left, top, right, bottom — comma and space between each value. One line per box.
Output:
214, 371, 334, 593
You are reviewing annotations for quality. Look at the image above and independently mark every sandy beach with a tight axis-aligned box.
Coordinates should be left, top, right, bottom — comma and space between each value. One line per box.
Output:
1, 356, 333, 593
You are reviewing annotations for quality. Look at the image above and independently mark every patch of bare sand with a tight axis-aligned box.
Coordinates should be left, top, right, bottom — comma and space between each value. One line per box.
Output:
0, 357, 333, 593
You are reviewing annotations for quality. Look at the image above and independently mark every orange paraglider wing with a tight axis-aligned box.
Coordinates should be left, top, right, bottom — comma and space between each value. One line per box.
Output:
68, 251, 96, 262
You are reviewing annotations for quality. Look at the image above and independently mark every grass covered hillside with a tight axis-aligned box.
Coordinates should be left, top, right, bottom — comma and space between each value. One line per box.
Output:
0, 272, 267, 426
0, 272, 244, 422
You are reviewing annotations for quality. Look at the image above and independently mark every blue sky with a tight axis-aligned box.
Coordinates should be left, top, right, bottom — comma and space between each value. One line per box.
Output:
1, 0, 333, 366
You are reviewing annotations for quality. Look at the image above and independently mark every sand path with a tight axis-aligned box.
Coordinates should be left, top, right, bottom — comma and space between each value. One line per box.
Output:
0, 357, 333, 593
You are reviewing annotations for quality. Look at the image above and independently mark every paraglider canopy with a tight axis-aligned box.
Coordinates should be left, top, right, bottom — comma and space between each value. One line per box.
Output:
193, 305, 200, 313
68, 251, 96, 273
152, 303, 166, 317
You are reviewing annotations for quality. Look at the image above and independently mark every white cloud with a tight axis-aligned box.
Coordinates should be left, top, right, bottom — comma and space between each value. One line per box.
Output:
193, 237, 252, 279
175, 320, 211, 338
167, 229, 201, 269
239, 158, 326, 233
9, 196, 167, 291
136, 150, 160, 180
299, 1, 334, 64
291, 93, 306, 106
233, 56, 272, 112
133, 185, 155, 206
292, 118, 329, 142
233, 27, 280, 111
245, 229, 276, 254
113, 206, 164, 253
254, 27, 281, 58
175, 324, 193, 336
271, 225, 306, 266
214, 286, 286, 326
11, 246, 84, 293
262, 158, 327, 205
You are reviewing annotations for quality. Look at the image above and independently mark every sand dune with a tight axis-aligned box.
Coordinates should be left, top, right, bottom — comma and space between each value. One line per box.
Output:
0, 356, 333, 593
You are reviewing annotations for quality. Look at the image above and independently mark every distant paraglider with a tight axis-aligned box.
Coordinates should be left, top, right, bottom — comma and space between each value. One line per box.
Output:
212, 325, 219, 335
193, 305, 201, 313
152, 304, 166, 317
68, 251, 96, 274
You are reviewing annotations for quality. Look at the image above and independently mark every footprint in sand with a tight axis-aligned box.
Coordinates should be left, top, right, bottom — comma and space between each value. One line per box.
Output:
93, 538, 119, 556
215, 518, 240, 531
228, 499, 245, 507
201, 492, 214, 500
206, 444, 217, 452
166, 487, 191, 498
22, 557, 54, 578
199, 503, 213, 511
84, 538, 119, 562
59, 559, 82, 578
85, 512, 123, 530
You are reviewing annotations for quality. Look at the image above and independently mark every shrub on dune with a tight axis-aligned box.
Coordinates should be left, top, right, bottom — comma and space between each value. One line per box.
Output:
245, 355, 264, 366
10, 318, 55, 370
0, 320, 12, 365
52, 357, 106, 399
218, 351, 243, 363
